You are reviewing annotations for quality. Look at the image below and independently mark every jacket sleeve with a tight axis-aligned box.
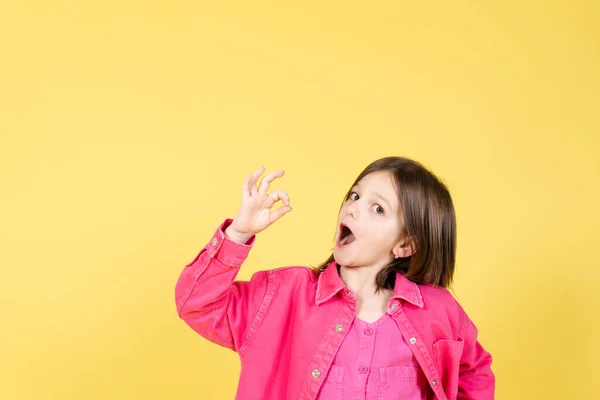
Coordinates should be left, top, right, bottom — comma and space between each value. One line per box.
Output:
174, 218, 269, 354
457, 315, 496, 399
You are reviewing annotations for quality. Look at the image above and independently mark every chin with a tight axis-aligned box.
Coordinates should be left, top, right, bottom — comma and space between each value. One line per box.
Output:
332, 250, 347, 266
333, 252, 356, 268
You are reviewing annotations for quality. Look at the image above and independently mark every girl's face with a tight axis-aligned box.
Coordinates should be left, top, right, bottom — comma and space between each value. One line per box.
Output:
334, 170, 408, 270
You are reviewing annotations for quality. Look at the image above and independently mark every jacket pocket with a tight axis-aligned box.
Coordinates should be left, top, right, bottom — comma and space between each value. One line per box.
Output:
377, 365, 426, 400
318, 365, 345, 400
432, 339, 464, 400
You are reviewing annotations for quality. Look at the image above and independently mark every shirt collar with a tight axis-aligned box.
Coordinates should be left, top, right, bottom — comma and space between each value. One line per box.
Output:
315, 261, 424, 308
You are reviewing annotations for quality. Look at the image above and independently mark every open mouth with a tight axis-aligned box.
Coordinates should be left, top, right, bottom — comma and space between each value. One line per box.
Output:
337, 223, 356, 247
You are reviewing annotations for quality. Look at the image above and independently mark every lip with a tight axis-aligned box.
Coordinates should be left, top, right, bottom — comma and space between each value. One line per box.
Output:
339, 220, 353, 231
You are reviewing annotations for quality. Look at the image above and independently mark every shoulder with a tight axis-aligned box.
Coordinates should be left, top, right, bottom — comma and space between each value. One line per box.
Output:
411, 284, 477, 339
246, 265, 319, 301
419, 283, 455, 302
273, 265, 320, 282
418, 284, 467, 321
251, 264, 319, 283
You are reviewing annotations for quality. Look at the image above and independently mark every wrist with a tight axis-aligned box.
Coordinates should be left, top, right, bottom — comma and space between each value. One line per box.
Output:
224, 225, 253, 245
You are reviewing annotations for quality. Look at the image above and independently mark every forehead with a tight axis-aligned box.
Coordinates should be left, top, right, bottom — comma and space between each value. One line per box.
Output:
355, 171, 399, 201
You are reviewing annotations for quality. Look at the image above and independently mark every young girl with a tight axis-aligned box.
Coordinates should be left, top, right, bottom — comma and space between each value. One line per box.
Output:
175, 156, 495, 400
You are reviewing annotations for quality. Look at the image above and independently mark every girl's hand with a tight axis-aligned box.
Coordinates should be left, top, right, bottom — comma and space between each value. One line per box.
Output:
226, 167, 292, 244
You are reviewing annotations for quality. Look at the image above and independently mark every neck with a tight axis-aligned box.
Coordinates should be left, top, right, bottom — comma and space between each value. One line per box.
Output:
339, 263, 394, 322
338, 263, 392, 301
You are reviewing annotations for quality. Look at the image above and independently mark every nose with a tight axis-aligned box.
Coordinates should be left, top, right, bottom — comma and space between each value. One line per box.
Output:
346, 202, 359, 218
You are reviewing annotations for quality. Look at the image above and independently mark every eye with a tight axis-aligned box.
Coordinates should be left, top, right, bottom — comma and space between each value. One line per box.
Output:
348, 192, 359, 201
373, 204, 384, 214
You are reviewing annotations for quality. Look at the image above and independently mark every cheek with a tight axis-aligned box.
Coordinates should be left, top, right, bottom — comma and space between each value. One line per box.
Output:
366, 224, 398, 248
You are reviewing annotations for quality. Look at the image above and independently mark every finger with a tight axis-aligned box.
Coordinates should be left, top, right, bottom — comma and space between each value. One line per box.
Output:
242, 173, 252, 200
259, 170, 285, 194
250, 166, 265, 195
270, 205, 292, 224
268, 189, 290, 207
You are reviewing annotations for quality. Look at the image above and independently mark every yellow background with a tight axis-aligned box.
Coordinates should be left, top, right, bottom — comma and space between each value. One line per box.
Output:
1, 1, 598, 399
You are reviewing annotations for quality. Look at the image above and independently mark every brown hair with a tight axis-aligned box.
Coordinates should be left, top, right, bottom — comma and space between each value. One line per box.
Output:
314, 156, 457, 290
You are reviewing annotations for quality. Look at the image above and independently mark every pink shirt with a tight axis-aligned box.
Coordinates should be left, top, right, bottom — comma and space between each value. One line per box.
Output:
317, 313, 427, 399
175, 219, 495, 400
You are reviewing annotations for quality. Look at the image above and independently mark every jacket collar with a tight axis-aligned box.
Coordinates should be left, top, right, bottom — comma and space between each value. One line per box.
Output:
391, 270, 424, 308
316, 261, 424, 308
315, 261, 346, 305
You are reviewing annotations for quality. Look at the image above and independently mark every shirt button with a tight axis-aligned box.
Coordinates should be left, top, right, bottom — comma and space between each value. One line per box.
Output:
358, 366, 368, 374
364, 328, 373, 335
432, 380, 438, 386
211, 237, 218, 246
409, 337, 417, 344
312, 369, 320, 378
335, 324, 343, 332
345, 291, 354, 299
390, 303, 398, 310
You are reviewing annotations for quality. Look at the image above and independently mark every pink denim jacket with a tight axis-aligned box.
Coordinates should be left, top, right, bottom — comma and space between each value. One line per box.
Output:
175, 219, 495, 399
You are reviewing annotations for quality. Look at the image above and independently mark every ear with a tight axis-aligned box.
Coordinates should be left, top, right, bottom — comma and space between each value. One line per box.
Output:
393, 236, 417, 259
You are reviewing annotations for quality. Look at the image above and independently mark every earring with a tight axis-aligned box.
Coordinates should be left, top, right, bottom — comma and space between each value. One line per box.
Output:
394, 254, 399, 259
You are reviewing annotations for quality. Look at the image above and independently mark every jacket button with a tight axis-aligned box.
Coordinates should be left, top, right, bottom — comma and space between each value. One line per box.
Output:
211, 237, 218, 246
335, 324, 343, 332
312, 369, 320, 378
432, 380, 438, 386
390, 303, 398, 310
409, 337, 417, 344
358, 366, 368, 374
